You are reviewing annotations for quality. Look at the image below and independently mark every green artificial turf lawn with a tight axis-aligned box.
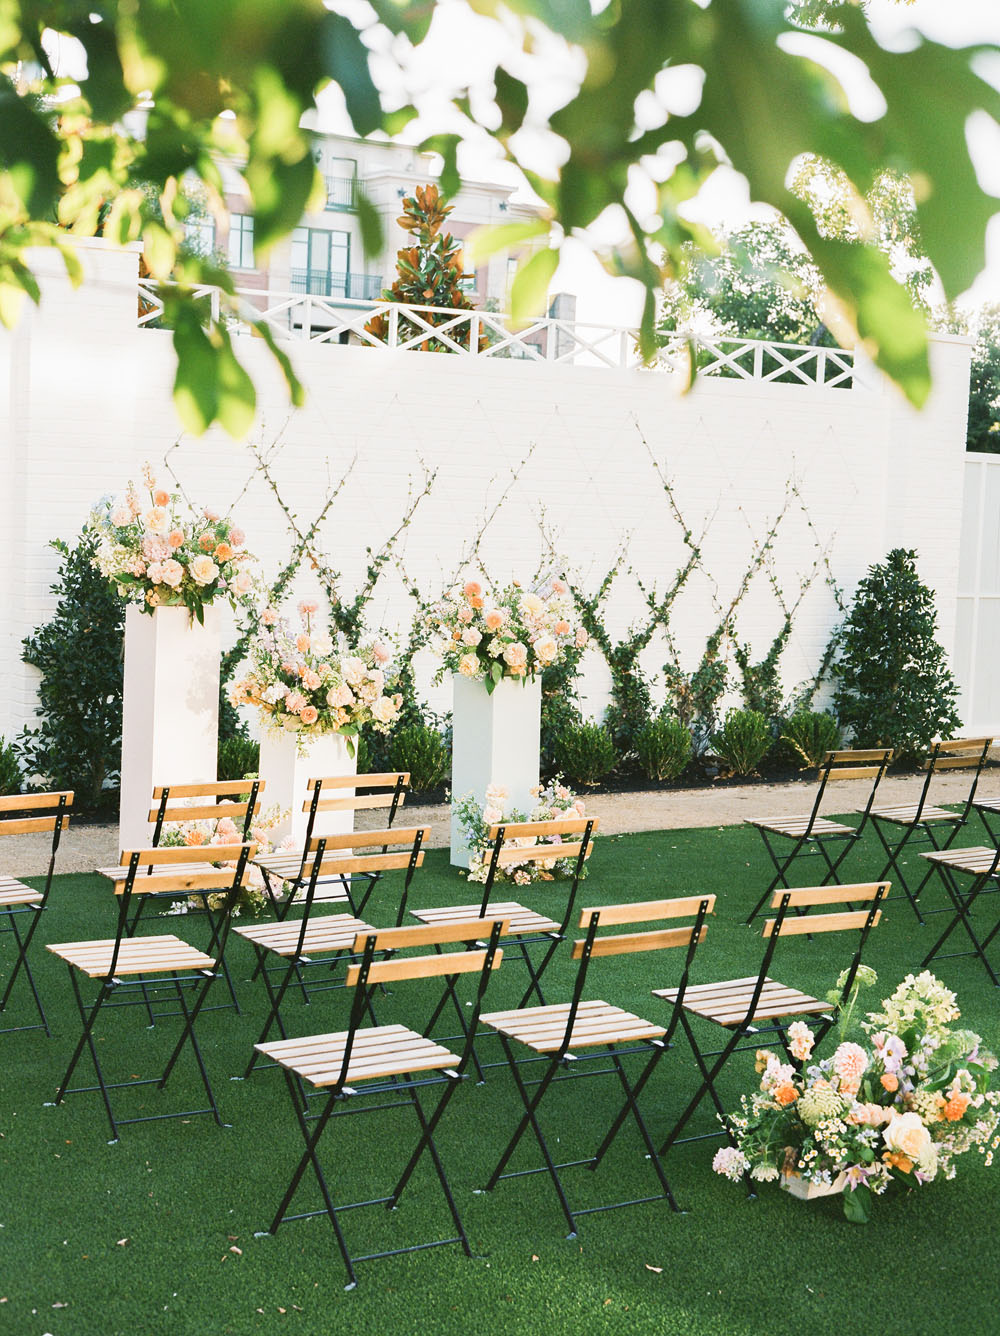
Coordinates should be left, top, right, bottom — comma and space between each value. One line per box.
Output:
1, 819, 998, 1336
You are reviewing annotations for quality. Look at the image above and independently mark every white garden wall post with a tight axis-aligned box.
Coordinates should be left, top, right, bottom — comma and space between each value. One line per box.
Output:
118, 604, 220, 850
450, 673, 541, 867
257, 730, 358, 846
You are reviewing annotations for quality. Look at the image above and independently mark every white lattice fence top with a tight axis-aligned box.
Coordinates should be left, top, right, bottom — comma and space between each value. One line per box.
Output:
137, 281, 863, 390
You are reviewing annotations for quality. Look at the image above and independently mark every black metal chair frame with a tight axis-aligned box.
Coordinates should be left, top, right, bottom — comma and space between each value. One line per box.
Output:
256, 918, 506, 1290
920, 839, 1000, 985
240, 827, 427, 1078
868, 737, 992, 923
745, 749, 892, 924
256, 772, 408, 921
47, 842, 253, 1142
480, 896, 712, 1238
0, 790, 72, 1037
660, 883, 886, 1158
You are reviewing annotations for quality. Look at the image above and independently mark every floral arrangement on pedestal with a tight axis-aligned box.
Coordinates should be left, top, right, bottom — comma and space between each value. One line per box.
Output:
229, 600, 402, 754
431, 577, 588, 693
159, 801, 291, 917
90, 464, 258, 623
453, 777, 592, 885
712, 969, 1000, 1223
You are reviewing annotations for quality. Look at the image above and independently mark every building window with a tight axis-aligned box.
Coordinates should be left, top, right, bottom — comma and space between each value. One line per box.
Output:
291, 226, 351, 296
183, 215, 215, 257
325, 157, 358, 210
228, 214, 254, 269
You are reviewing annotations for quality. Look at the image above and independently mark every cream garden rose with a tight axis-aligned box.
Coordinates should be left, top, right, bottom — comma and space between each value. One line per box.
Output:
883, 1112, 936, 1169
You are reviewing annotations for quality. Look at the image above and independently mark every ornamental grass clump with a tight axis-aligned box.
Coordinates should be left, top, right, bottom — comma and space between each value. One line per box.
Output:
714, 970, 1000, 1223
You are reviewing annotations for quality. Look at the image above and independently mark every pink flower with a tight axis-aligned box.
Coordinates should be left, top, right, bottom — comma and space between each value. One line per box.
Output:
502, 642, 528, 669
110, 505, 132, 527
285, 691, 307, 713
203, 507, 220, 522
301, 669, 322, 691
551, 578, 567, 594
371, 641, 390, 664
788, 1021, 815, 1063
833, 1042, 868, 1093
146, 561, 164, 584
327, 683, 354, 708
295, 634, 310, 653
229, 527, 245, 547
234, 569, 254, 595
457, 606, 473, 624
297, 599, 319, 617
160, 559, 184, 588
261, 607, 277, 627
153, 488, 171, 507
484, 609, 505, 631
143, 535, 170, 561
575, 627, 589, 648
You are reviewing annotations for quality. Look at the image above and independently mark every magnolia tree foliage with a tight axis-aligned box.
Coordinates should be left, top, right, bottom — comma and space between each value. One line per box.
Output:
1, 0, 998, 430
967, 307, 1000, 454
829, 548, 961, 759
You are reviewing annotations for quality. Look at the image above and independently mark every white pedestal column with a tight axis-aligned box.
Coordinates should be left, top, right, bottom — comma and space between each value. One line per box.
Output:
450, 673, 541, 867
257, 729, 358, 847
119, 604, 221, 851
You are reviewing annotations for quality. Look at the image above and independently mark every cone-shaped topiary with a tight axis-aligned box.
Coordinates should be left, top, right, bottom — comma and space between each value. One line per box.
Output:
365, 183, 486, 352
830, 548, 961, 759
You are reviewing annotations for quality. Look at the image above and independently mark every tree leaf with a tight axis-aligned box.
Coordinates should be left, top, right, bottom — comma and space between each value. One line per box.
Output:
355, 185, 384, 261
171, 312, 219, 435
319, 12, 382, 136
510, 247, 559, 325
464, 218, 549, 267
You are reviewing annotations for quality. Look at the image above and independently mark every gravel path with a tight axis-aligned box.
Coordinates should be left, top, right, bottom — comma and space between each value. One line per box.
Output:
6, 770, 992, 876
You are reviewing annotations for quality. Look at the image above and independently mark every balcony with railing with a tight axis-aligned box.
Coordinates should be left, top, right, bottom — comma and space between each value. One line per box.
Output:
290, 269, 383, 300
324, 175, 357, 211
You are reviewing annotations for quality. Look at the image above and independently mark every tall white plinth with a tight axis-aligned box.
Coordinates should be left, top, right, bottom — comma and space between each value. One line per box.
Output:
257, 729, 357, 847
119, 604, 221, 851
450, 674, 541, 867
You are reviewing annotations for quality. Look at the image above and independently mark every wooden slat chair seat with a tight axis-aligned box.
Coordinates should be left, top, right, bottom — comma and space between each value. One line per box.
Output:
479, 895, 712, 1237
47, 842, 254, 1141
745, 749, 892, 924
239, 826, 430, 1077
657, 882, 887, 1160
411, 816, 597, 1027
918, 840, 1000, 985
256, 919, 506, 1290
254, 772, 409, 918
0, 790, 73, 1037
866, 737, 993, 923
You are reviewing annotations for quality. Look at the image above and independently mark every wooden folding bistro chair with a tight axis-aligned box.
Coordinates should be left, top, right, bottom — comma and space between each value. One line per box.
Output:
47, 841, 254, 1141
411, 816, 597, 1013
96, 780, 264, 1014
254, 918, 506, 1290
744, 749, 892, 923
866, 737, 992, 923
0, 790, 72, 1037
237, 826, 430, 1077
479, 895, 712, 1237
919, 841, 1000, 985
254, 772, 409, 918
658, 882, 886, 1157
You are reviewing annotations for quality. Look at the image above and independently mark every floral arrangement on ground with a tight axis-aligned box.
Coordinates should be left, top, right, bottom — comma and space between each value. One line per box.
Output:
159, 799, 291, 917
90, 464, 257, 622
712, 969, 1000, 1222
229, 600, 401, 754
431, 576, 588, 692
454, 777, 592, 884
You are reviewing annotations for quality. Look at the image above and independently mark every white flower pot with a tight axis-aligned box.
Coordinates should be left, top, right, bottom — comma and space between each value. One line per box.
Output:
779, 1169, 848, 1199
450, 673, 541, 867
257, 727, 357, 847
119, 604, 221, 850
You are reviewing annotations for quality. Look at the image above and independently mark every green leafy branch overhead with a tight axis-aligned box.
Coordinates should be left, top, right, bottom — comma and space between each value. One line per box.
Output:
1, 0, 998, 427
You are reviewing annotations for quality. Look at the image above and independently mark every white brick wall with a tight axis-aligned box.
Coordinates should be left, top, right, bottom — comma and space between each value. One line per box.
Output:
0, 239, 975, 741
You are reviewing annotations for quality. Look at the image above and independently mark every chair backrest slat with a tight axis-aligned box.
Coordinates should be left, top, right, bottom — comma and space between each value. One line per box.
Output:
346, 946, 503, 986
354, 918, 510, 953
826, 765, 887, 782
572, 924, 706, 959
0, 790, 74, 813
0, 815, 68, 836
826, 748, 893, 764
765, 908, 883, 937
306, 772, 409, 790
580, 895, 716, 926
488, 817, 592, 840
152, 781, 265, 799
120, 843, 251, 866
116, 870, 249, 896
494, 840, 591, 868
147, 800, 260, 824
311, 850, 426, 876
306, 825, 429, 853
769, 882, 888, 909
304, 793, 407, 813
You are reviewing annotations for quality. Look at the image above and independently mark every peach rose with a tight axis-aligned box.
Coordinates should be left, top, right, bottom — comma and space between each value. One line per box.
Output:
553, 620, 571, 636
463, 581, 481, 599
484, 609, 505, 631
153, 489, 171, 507
168, 529, 185, 548
550, 578, 567, 594
371, 641, 390, 664
773, 1083, 798, 1107
234, 569, 254, 595
299, 705, 319, 725
189, 555, 219, 586
144, 507, 169, 534
285, 691, 306, 713
301, 669, 322, 691
327, 683, 354, 708
261, 607, 278, 627
183, 828, 207, 846
883, 1112, 934, 1168
295, 634, 310, 653
160, 559, 184, 588
214, 542, 233, 562
372, 696, 398, 724
146, 561, 164, 584
881, 1073, 899, 1093
502, 642, 528, 669
458, 653, 479, 677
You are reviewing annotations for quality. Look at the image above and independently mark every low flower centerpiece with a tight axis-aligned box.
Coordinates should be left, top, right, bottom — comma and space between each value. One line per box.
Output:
430, 576, 588, 867
712, 970, 1000, 1223
453, 777, 592, 886
230, 601, 402, 845
91, 465, 260, 851
159, 801, 292, 918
